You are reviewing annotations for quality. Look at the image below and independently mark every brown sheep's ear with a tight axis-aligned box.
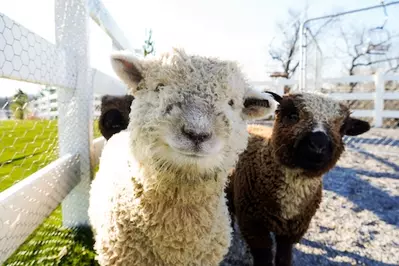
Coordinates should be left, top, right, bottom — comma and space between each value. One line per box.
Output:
111, 51, 144, 93
343, 117, 371, 136
264, 91, 283, 103
241, 89, 278, 121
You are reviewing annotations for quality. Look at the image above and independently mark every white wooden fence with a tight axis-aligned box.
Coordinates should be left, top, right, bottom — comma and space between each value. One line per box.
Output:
0, 0, 131, 262
251, 72, 399, 127
28, 93, 103, 119
22, 72, 399, 128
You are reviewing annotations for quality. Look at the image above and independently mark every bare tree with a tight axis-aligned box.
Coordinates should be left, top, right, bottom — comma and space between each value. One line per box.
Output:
268, 9, 335, 92
268, 9, 301, 84
337, 24, 399, 94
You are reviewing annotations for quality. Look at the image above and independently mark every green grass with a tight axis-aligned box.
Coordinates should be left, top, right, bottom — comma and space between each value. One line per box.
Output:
4, 206, 99, 266
0, 119, 101, 193
1, 119, 102, 265
0, 120, 59, 192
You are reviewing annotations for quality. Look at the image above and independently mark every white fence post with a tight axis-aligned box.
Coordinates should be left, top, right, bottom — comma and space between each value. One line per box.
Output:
276, 82, 285, 96
55, 0, 94, 227
374, 72, 384, 128
47, 93, 51, 120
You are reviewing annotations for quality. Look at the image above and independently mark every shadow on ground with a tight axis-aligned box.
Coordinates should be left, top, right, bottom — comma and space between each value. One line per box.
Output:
323, 152, 398, 227
293, 239, 398, 266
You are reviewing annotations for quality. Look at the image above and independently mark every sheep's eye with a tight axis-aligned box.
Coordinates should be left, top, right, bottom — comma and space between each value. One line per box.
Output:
164, 102, 181, 115
155, 83, 165, 92
288, 113, 299, 122
283, 113, 299, 124
228, 99, 234, 107
165, 104, 174, 114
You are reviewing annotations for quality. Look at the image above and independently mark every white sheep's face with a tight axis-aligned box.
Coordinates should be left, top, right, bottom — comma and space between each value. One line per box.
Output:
111, 48, 277, 176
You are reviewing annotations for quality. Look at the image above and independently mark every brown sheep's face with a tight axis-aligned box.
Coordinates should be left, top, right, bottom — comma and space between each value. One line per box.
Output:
268, 92, 370, 177
99, 95, 134, 140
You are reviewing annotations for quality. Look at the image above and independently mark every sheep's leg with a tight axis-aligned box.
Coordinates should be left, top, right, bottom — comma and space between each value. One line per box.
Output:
224, 183, 236, 229
242, 230, 274, 266
250, 245, 274, 266
274, 235, 293, 266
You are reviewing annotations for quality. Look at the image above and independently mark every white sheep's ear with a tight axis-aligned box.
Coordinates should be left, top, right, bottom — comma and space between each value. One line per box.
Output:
110, 50, 144, 93
241, 89, 278, 121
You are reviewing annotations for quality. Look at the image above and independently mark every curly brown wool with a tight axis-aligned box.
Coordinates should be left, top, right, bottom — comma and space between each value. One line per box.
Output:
98, 94, 134, 140
226, 92, 371, 266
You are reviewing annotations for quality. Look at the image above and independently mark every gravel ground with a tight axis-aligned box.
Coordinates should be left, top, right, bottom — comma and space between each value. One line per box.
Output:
221, 127, 399, 266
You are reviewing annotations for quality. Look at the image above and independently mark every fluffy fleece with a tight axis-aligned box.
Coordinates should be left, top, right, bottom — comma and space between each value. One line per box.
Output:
226, 91, 371, 266
88, 48, 277, 266
98, 94, 134, 140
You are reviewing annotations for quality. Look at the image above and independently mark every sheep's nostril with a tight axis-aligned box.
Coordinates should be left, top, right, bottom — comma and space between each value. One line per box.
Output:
308, 132, 329, 153
181, 126, 212, 144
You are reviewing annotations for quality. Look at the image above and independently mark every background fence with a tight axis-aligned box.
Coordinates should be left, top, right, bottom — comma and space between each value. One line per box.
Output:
252, 72, 399, 128
6, 72, 399, 129
0, 0, 398, 265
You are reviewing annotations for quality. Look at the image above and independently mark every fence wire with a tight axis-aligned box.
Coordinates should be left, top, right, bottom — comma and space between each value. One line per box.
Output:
0, 90, 102, 265
0, 93, 59, 193
0, 4, 107, 264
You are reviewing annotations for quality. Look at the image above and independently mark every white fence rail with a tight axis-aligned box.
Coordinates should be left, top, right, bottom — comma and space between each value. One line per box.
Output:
0, 154, 81, 261
251, 72, 399, 127
28, 93, 103, 119
0, 0, 133, 263
16, 72, 399, 126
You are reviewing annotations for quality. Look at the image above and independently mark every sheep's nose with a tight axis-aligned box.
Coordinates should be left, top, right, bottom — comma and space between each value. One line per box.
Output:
308, 132, 330, 154
181, 126, 212, 144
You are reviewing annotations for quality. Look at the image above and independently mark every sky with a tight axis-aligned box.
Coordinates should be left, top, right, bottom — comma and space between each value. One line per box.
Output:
0, 0, 397, 97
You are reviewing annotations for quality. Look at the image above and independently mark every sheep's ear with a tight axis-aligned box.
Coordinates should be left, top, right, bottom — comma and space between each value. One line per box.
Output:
264, 91, 283, 103
100, 94, 113, 105
111, 51, 144, 93
241, 89, 278, 121
343, 117, 371, 136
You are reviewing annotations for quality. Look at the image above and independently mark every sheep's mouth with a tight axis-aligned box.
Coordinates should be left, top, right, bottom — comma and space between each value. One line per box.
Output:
167, 144, 214, 158
164, 134, 223, 159
295, 151, 332, 170
174, 149, 209, 158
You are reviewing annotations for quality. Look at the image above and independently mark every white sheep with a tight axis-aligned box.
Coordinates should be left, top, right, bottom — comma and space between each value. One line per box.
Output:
226, 91, 371, 266
88, 48, 277, 266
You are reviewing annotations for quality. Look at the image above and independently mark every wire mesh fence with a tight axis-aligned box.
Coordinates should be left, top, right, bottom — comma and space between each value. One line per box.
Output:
0, 0, 125, 263
0, 94, 59, 193
0, 88, 103, 265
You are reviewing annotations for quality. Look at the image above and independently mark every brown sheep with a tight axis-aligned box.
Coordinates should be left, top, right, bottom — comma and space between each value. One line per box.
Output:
98, 94, 134, 140
226, 91, 371, 266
